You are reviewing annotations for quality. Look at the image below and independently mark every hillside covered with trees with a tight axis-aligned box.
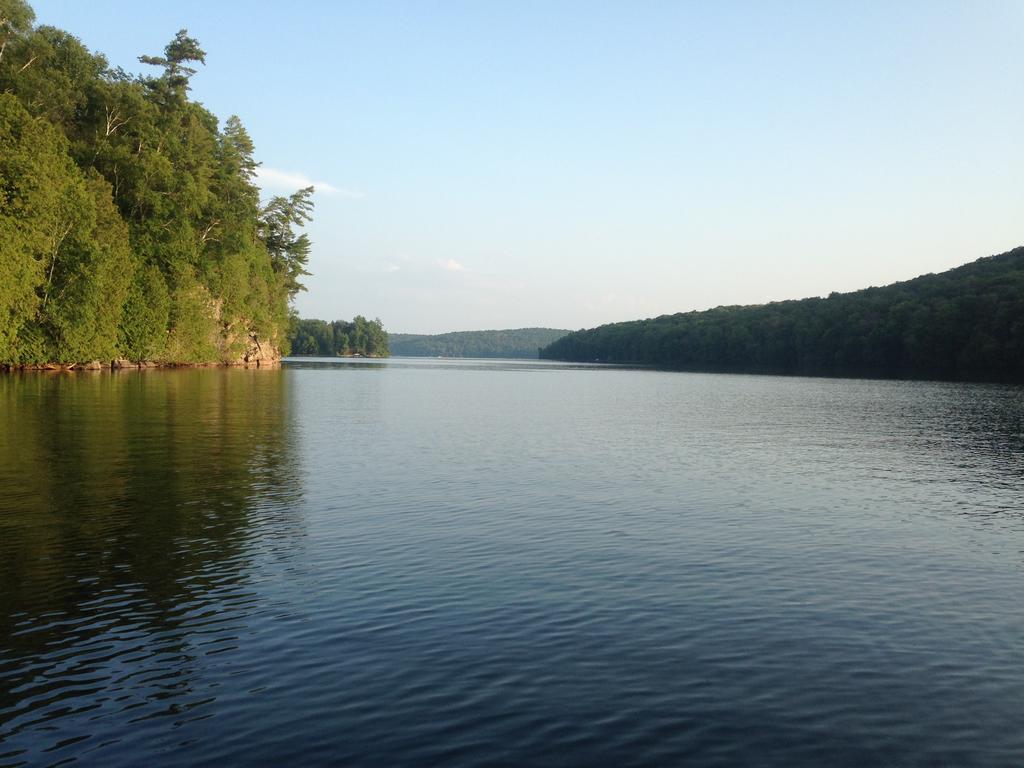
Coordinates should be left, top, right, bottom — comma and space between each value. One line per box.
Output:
389, 328, 570, 358
0, 1, 312, 368
290, 317, 389, 357
541, 247, 1024, 382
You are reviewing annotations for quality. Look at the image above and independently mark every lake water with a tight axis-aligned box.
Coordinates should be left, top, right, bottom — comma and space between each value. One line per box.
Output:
2, 358, 1024, 766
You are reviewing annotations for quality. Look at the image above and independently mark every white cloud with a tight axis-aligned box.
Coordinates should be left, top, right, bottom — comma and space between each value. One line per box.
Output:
438, 258, 464, 272
255, 166, 364, 198
385, 264, 401, 273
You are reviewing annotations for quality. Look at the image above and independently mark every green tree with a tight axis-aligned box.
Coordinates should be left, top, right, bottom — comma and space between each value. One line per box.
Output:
0, 0, 34, 64
139, 28, 205, 105
259, 187, 313, 299
41, 170, 133, 362
0, 93, 85, 362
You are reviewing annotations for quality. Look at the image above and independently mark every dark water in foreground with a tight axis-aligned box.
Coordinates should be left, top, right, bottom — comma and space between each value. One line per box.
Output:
2, 358, 1024, 767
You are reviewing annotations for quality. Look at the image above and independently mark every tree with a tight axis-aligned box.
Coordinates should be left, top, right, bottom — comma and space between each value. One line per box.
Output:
139, 28, 205, 102
0, 93, 84, 362
259, 186, 314, 300
0, 0, 34, 65
220, 116, 258, 182
41, 170, 133, 362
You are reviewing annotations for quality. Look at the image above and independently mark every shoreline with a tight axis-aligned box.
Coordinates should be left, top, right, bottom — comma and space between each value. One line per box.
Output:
1, 358, 282, 373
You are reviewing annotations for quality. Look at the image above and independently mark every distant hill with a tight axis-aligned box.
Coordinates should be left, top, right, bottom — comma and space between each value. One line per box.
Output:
541, 246, 1024, 382
389, 328, 570, 359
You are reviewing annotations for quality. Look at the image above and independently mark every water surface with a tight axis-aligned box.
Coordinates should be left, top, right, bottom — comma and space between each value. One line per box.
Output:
2, 359, 1024, 766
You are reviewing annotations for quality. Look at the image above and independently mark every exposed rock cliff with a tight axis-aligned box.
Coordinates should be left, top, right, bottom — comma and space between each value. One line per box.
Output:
237, 333, 281, 367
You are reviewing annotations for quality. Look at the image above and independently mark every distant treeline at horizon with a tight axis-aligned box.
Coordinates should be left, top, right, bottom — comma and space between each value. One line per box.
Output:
389, 328, 570, 358
541, 246, 1024, 383
290, 317, 389, 357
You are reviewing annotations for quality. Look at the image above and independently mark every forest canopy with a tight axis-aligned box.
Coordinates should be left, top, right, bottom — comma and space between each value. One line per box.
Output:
290, 317, 389, 358
388, 328, 570, 358
541, 247, 1024, 383
0, 0, 313, 366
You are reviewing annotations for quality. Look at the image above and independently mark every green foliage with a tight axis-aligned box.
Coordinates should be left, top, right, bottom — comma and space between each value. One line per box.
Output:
138, 28, 205, 105
118, 264, 170, 361
0, 0, 34, 62
165, 281, 219, 363
41, 170, 134, 362
259, 187, 313, 299
0, 2, 313, 366
541, 247, 1024, 383
290, 316, 389, 357
389, 328, 570, 358
0, 0, 33, 29
0, 92, 90, 363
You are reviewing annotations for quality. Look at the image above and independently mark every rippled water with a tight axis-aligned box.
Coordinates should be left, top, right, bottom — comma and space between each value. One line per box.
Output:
2, 359, 1024, 766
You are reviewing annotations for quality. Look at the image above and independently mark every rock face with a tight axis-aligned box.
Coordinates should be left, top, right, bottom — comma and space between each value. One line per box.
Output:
237, 333, 281, 367
218, 313, 282, 367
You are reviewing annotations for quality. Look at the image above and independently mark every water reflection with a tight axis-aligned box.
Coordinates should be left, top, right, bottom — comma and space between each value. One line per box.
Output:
283, 355, 620, 373
2, 363, 1024, 767
0, 369, 302, 764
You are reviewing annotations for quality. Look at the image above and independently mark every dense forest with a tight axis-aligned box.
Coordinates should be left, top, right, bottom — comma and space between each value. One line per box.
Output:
542, 247, 1024, 383
0, 1, 312, 368
389, 328, 569, 358
290, 317, 389, 357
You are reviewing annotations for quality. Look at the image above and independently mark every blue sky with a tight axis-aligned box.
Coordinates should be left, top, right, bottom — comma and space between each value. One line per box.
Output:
32, 1, 1024, 333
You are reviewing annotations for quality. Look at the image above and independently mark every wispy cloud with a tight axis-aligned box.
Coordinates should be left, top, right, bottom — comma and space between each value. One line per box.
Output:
255, 166, 364, 198
438, 258, 464, 272
385, 264, 401, 273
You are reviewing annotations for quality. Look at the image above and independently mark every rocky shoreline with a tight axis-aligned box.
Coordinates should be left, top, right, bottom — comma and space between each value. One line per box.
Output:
1, 335, 281, 373
2, 358, 280, 372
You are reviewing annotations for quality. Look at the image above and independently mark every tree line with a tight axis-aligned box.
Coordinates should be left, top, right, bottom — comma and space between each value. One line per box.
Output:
290, 317, 389, 357
541, 247, 1024, 382
389, 328, 569, 358
0, 1, 312, 367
